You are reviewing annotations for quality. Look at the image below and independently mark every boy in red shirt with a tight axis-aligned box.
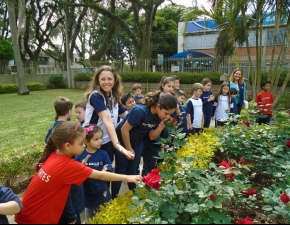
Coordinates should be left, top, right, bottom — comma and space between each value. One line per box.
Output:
255, 81, 274, 125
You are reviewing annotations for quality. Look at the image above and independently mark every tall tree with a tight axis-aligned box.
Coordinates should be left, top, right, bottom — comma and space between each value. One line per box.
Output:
7, 0, 29, 95
71, 0, 166, 71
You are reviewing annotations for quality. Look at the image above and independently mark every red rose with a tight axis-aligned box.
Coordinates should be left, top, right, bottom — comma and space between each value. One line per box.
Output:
286, 140, 290, 148
225, 173, 235, 181
142, 168, 161, 190
172, 118, 177, 124
280, 193, 290, 204
242, 189, 257, 198
243, 120, 250, 127
236, 217, 254, 224
210, 194, 217, 201
219, 160, 230, 169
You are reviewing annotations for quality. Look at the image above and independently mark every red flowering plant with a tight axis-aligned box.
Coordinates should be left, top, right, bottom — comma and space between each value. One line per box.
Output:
236, 216, 254, 224
261, 188, 290, 222
243, 120, 250, 127
286, 140, 290, 148
142, 168, 161, 190
217, 159, 243, 181
280, 193, 290, 204
242, 189, 257, 198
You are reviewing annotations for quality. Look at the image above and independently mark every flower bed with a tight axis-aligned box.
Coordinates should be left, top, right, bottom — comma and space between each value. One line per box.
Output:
89, 109, 290, 224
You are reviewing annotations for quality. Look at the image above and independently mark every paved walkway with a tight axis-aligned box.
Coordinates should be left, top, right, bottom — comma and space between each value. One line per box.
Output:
8, 120, 216, 223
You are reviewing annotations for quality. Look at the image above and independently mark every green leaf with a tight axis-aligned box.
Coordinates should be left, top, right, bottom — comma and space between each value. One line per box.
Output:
169, 212, 179, 218
175, 190, 184, 195
131, 196, 139, 205
184, 204, 199, 213
268, 214, 277, 219
262, 205, 273, 211
127, 214, 138, 222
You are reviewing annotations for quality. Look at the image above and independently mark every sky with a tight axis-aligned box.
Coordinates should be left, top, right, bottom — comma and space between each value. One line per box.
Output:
162, 0, 211, 9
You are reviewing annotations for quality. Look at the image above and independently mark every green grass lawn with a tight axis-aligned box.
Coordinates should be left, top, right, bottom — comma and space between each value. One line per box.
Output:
0, 89, 85, 153
0, 89, 190, 154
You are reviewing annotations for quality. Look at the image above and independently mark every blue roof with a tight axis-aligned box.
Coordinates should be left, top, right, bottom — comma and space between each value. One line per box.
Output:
195, 19, 219, 30
187, 12, 280, 32
186, 21, 212, 32
169, 50, 214, 59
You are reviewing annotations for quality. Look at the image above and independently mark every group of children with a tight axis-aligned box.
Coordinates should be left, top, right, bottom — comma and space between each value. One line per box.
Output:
2, 66, 275, 224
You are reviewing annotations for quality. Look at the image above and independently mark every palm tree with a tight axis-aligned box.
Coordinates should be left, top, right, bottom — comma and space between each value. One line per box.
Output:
7, 0, 29, 95
187, 0, 251, 70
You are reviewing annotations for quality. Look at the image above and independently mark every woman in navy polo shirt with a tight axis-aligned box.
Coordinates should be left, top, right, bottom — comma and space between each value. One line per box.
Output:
112, 92, 177, 198
83, 65, 135, 163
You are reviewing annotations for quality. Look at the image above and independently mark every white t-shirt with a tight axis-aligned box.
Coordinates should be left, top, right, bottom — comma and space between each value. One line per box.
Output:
84, 91, 124, 144
186, 98, 203, 128
213, 95, 233, 120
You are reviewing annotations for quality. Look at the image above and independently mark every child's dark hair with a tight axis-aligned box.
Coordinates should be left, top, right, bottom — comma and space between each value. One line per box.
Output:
230, 88, 238, 95
158, 76, 175, 92
84, 125, 103, 142
121, 93, 134, 105
54, 96, 73, 116
174, 89, 186, 97
201, 78, 212, 86
133, 83, 142, 90
143, 91, 177, 110
75, 100, 86, 110
35, 121, 84, 172
261, 80, 271, 89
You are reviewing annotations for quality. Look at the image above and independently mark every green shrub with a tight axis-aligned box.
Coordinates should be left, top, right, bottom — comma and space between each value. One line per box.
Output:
118, 71, 220, 84
73, 71, 224, 84
0, 83, 18, 94
74, 73, 92, 81
0, 144, 43, 187
277, 93, 290, 109
26, 82, 43, 91
48, 75, 66, 89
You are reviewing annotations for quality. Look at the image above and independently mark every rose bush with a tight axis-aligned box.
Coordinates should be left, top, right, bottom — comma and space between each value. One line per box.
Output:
89, 109, 290, 224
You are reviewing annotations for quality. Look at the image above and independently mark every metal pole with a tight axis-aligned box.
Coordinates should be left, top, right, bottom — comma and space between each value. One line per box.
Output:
64, 8, 71, 88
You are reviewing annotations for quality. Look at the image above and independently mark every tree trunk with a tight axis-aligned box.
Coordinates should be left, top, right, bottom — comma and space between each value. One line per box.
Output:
272, 71, 290, 108
7, 1, 29, 95
268, 0, 282, 83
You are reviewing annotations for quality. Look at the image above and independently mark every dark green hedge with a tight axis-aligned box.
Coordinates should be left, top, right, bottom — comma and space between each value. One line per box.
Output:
0, 82, 44, 94
74, 71, 221, 84
47, 75, 66, 89
0, 83, 18, 94
26, 82, 43, 91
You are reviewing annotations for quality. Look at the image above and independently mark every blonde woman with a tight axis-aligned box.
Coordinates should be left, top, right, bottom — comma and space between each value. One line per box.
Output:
228, 68, 247, 114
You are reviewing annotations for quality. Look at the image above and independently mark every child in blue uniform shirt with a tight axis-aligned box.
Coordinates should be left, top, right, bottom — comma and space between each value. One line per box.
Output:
230, 88, 238, 115
112, 92, 178, 199
173, 89, 188, 136
0, 185, 22, 224
200, 78, 215, 128
75, 125, 112, 223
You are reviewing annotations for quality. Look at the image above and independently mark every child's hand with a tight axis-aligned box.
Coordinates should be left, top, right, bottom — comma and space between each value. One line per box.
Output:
125, 175, 142, 184
209, 95, 215, 101
102, 164, 108, 171
116, 144, 135, 160
82, 154, 91, 165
